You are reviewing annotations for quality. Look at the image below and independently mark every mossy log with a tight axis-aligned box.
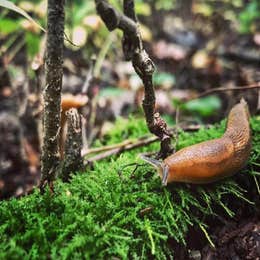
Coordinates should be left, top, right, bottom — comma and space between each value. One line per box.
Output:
0, 116, 259, 259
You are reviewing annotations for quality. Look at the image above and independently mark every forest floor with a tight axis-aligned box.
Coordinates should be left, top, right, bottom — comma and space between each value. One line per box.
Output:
0, 1, 259, 259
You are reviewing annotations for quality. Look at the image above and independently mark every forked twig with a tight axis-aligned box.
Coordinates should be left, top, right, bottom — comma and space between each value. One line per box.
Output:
186, 82, 260, 102
94, 0, 172, 159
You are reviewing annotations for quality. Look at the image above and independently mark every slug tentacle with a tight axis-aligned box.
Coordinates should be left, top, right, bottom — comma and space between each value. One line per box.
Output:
139, 154, 161, 168
140, 99, 251, 185
140, 154, 170, 185
162, 164, 169, 186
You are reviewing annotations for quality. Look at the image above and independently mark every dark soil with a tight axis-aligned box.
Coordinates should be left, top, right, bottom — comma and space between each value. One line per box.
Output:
201, 217, 260, 260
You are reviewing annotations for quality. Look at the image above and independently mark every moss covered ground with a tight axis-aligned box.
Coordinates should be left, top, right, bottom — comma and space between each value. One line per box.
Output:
0, 116, 259, 259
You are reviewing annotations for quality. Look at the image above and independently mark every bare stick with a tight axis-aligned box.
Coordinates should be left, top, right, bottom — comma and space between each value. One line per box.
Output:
84, 135, 158, 165
59, 109, 83, 182
186, 82, 260, 102
82, 139, 134, 156
83, 124, 204, 165
95, 0, 172, 159
40, 0, 65, 192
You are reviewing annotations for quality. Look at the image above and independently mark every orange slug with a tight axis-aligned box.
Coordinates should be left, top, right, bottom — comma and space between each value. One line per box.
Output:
141, 98, 251, 185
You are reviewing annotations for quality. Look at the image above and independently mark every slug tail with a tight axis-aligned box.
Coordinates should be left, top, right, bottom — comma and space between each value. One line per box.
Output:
139, 154, 169, 186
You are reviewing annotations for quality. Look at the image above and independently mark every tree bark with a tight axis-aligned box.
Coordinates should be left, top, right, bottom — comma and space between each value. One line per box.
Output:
59, 108, 83, 182
40, 0, 65, 192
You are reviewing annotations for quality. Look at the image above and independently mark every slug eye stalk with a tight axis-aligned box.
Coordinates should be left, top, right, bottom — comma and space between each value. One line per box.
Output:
139, 154, 169, 186
162, 165, 169, 186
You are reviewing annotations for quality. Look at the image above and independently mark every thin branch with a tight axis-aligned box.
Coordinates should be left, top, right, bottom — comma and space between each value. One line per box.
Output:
95, 0, 137, 35
83, 124, 204, 165
186, 82, 260, 102
84, 135, 158, 165
95, 0, 173, 159
82, 139, 134, 156
63, 32, 79, 47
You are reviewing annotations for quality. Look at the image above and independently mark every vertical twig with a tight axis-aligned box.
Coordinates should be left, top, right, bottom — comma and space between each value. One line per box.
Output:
95, 0, 173, 159
40, 0, 65, 192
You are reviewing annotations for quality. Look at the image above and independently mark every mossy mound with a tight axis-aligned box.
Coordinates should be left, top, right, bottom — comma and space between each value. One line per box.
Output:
0, 116, 259, 259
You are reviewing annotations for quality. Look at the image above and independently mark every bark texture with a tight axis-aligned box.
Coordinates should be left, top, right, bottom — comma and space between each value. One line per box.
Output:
60, 108, 83, 182
95, 0, 172, 158
40, 0, 65, 191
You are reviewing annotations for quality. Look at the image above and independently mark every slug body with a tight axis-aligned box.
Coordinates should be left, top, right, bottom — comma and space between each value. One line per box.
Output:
141, 99, 251, 185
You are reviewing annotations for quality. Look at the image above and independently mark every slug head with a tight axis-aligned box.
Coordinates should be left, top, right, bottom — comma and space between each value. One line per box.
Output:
139, 154, 169, 186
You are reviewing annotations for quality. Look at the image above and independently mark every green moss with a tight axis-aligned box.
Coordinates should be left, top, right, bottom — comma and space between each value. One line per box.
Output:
0, 116, 259, 259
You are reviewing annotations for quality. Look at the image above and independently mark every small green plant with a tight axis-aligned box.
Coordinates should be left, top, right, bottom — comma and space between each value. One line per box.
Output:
0, 116, 259, 259
181, 95, 222, 118
239, 0, 260, 33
